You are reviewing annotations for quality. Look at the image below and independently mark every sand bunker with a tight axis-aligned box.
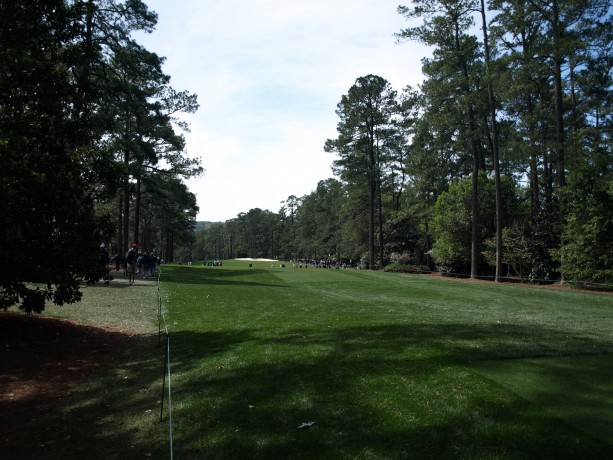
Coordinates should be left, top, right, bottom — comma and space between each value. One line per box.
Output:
236, 258, 278, 262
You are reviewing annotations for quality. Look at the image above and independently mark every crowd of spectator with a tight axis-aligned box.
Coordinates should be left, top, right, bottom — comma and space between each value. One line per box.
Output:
98, 243, 162, 285
290, 259, 349, 269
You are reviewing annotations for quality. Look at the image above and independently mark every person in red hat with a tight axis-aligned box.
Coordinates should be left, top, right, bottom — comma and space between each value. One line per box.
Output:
126, 243, 139, 285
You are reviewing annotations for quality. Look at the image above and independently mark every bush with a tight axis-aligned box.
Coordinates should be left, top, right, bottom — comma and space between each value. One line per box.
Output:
383, 263, 432, 274
528, 260, 555, 285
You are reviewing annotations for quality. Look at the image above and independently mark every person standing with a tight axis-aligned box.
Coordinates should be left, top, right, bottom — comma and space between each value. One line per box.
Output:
126, 243, 139, 285
114, 253, 121, 271
98, 243, 110, 284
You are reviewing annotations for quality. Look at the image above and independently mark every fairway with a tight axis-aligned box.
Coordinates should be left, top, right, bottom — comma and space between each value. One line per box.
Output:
160, 261, 613, 459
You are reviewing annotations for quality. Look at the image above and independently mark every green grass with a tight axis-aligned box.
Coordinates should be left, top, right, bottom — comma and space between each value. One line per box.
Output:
473, 354, 613, 445
160, 261, 613, 459
8, 262, 612, 459
4, 274, 169, 460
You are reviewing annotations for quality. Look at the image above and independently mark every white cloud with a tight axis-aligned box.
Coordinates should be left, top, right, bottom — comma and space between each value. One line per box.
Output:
136, 0, 429, 221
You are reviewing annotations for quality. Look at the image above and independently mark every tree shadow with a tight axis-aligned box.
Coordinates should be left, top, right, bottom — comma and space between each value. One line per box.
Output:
159, 266, 288, 288
0, 314, 165, 459
473, 353, 613, 445
167, 322, 613, 458
5, 316, 611, 459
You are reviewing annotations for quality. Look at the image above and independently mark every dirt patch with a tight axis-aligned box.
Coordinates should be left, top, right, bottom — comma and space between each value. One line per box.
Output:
0, 312, 133, 448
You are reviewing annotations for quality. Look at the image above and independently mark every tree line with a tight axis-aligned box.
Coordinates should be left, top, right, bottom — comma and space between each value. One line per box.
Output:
195, 0, 611, 285
0, 0, 200, 312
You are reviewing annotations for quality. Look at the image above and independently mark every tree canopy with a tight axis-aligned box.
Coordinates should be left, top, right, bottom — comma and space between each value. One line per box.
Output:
193, 0, 611, 286
0, 0, 200, 313
5, 0, 608, 304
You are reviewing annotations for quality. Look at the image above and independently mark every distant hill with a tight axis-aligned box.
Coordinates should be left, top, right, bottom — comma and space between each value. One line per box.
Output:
195, 221, 222, 232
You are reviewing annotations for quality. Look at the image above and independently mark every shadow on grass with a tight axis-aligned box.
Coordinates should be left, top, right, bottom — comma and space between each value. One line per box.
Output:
166, 323, 613, 459
2, 332, 169, 460
473, 353, 613, 445
160, 266, 289, 288
7, 318, 611, 459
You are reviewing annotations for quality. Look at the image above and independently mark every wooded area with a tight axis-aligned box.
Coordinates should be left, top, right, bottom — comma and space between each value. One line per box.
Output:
195, 0, 612, 285
0, 0, 200, 312
1, 1, 611, 312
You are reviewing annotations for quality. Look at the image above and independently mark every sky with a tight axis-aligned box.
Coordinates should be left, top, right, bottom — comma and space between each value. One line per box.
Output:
135, 0, 430, 222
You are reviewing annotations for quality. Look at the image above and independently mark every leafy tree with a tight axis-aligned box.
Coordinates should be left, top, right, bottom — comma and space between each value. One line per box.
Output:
0, 0, 200, 312
294, 179, 345, 260
187, 0, 611, 288
198, 209, 280, 261
431, 174, 523, 276
483, 225, 532, 281
0, 0, 116, 313
398, 0, 486, 278
240, 208, 278, 259
383, 210, 425, 263
196, 222, 224, 261
430, 179, 473, 274
99, 35, 200, 255
137, 172, 198, 262
278, 195, 301, 259
557, 141, 613, 283
325, 75, 398, 269
477, 0, 505, 281
490, 0, 612, 282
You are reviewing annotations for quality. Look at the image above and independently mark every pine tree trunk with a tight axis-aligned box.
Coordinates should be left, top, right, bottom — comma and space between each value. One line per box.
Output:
368, 130, 376, 270
377, 170, 384, 268
470, 139, 479, 279
480, 0, 503, 282
133, 175, 141, 246
122, 170, 130, 251
117, 193, 123, 255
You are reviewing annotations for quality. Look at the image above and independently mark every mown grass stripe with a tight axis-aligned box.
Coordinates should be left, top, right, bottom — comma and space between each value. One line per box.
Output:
158, 261, 612, 458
